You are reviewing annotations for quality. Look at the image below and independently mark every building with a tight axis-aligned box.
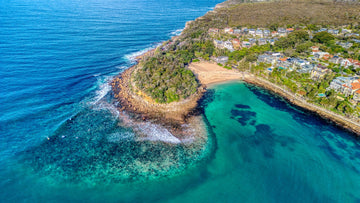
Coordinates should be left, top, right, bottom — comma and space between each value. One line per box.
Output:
232, 39, 241, 50
329, 56, 343, 64
286, 28, 294, 33
278, 28, 287, 37
297, 64, 314, 74
214, 56, 229, 64
208, 28, 219, 36
342, 58, 360, 68
223, 40, 234, 51
258, 38, 267, 45
249, 38, 257, 46
311, 46, 319, 53
311, 64, 331, 80
224, 27, 234, 34
213, 40, 224, 49
314, 51, 330, 59
329, 77, 358, 92
242, 41, 251, 48
271, 31, 278, 37
257, 54, 277, 65
353, 89, 360, 101
255, 29, 263, 37
248, 29, 256, 36
337, 42, 353, 49
233, 29, 241, 35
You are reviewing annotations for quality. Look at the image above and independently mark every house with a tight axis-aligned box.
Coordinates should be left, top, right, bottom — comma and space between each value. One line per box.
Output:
329, 77, 357, 92
328, 29, 339, 35
342, 58, 360, 68
331, 77, 360, 97
223, 40, 234, 52
311, 64, 331, 80
272, 52, 282, 58
232, 39, 241, 50
297, 64, 314, 74
293, 58, 310, 67
353, 89, 360, 101
286, 28, 294, 33
248, 29, 256, 36
249, 38, 257, 46
338, 79, 360, 97
314, 51, 330, 59
271, 31, 278, 37
329, 56, 343, 64
278, 28, 287, 37
213, 40, 224, 49
337, 42, 353, 49
242, 41, 251, 48
258, 54, 277, 65
256, 29, 263, 37
311, 46, 319, 53
242, 28, 249, 35
263, 30, 270, 37
345, 33, 359, 38
258, 38, 267, 45
208, 28, 219, 36
342, 29, 352, 34
224, 27, 234, 34
233, 29, 242, 35
322, 54, 333, 61
214, 56, 229, 64
277, 57, 292, 69
267, 38, 275, 45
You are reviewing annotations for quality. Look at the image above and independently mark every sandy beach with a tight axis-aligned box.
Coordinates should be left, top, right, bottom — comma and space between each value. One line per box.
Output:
188, 61, 245, 85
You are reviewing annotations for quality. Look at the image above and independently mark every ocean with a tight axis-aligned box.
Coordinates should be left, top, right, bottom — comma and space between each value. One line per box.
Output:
1, 0, 360, 202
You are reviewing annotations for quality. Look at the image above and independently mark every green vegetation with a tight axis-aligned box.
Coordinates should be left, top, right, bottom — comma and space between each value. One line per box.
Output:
132, 0, 360, 104
312, 31, 335, 44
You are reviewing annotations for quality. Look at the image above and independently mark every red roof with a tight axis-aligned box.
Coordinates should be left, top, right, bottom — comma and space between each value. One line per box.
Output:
351, 82, 360, 90
343, 84, 350, 88
348, 58, 360, 64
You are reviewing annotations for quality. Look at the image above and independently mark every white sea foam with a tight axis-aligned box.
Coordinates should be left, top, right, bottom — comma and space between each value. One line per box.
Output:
136, 122, 181, 144
92, 81, 111, 104
123, 43, 162, 62
170, 28, 184, 36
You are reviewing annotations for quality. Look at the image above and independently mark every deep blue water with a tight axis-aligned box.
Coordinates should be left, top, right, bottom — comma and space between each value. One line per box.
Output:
1, 0, 360, 202
0, 0, 221, 158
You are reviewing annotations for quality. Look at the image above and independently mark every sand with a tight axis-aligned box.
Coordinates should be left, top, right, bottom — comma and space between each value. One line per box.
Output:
188, 61, 245, 85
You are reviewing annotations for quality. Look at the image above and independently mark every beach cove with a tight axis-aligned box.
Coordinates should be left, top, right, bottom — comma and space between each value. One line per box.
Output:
2, 0, 360, 202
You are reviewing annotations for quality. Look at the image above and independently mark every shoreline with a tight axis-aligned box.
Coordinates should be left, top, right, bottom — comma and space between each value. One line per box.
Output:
243, 75, 360, 136
111, 56, 360, 136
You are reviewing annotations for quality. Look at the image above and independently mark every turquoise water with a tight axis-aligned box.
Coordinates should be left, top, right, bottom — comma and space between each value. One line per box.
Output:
192, 82, 360, 202
2, 0, 360, 201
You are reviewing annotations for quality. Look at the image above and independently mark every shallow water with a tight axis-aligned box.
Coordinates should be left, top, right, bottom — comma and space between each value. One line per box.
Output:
190, 82, 360, 202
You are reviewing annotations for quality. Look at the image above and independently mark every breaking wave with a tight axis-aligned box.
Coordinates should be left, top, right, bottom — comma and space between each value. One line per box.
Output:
123, 43, 162, 62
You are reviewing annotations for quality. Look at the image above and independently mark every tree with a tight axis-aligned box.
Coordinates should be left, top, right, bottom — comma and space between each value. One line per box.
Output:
312, 31, 335, 44
290, 30, 309, 42
246, 54, 257, 62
